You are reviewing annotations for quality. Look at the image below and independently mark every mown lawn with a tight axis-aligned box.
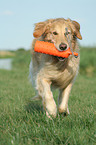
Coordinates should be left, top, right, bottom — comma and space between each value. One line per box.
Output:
0, 49, 96, 145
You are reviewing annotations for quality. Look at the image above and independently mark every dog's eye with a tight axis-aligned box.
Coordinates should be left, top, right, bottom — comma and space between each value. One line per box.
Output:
53, 31, 58, 35
64, 32, 70, 36
72, 35, 76, 39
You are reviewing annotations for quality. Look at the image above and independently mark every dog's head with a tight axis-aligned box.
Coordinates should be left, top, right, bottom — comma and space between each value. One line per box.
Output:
33, 18, 82, 52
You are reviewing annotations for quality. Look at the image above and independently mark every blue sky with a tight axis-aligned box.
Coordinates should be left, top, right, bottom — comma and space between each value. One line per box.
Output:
0, 0, 96, 50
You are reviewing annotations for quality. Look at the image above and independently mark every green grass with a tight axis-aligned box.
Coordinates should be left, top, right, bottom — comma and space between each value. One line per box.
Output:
0, 48, 96, 145
80, 47, 96, 76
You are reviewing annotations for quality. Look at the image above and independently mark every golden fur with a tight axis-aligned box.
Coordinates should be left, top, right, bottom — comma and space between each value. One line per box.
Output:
30, 18, 82, 118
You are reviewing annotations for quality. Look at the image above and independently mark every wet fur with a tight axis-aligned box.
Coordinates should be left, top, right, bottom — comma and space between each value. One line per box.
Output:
30, 18, 82, 117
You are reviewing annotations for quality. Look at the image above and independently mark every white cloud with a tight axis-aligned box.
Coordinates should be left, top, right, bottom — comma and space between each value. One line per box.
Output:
0, 10, 14, 16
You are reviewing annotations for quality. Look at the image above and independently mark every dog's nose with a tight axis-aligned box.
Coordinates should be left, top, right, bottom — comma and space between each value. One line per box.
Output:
59, 43, 67, 51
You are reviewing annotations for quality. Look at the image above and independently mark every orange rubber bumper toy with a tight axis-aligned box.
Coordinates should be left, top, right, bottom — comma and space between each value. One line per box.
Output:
34, 40, 78, 58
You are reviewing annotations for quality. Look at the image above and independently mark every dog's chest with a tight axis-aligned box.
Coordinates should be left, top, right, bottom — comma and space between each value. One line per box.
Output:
50, 57, 80, 88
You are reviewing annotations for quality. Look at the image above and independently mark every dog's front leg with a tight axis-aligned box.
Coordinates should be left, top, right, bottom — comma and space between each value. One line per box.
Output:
37, 78, 57, 118
58, 83, 73, 115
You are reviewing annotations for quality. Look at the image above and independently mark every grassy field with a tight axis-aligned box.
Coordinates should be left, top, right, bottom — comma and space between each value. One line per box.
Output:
0, 48, 96, 145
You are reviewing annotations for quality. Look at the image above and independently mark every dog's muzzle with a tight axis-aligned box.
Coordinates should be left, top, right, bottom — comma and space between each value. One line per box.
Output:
57, 57, 66, 61
59, 43, 67, 51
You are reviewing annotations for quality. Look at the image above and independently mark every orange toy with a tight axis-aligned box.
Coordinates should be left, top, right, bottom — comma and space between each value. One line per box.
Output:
34, 40, 78, 58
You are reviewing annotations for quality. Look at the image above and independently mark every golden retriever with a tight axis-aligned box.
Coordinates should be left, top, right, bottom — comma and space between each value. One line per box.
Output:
29, 18, 82, 118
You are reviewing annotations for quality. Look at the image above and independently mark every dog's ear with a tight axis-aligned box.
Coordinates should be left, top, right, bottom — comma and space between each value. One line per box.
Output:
72, 20, 82, 40
33, 22, 47, 38
33, 19, 54, 38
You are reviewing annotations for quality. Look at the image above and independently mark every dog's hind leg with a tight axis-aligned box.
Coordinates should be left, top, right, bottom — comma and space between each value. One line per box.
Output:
58, 82, 73, 115
31, 95, 42, 101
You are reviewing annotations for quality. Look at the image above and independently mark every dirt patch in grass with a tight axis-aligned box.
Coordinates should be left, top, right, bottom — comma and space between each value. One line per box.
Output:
0, 51, 15, 58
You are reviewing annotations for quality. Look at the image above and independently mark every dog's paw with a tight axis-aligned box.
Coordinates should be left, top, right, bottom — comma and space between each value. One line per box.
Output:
43, 98, 57, 118
59, 107, 70, 116
46, 103, 57, 118
46, 111, 53, 119
45, 107, 57, 118
46, 110, 57, 119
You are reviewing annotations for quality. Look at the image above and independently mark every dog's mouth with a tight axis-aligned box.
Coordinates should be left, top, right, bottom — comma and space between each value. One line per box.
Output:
55, 45, 68, 61
57, 57, 66, 61
47, 41, 69, 61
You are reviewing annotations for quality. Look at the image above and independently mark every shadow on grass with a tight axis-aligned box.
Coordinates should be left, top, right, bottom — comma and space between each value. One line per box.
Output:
25, 100, 43, 114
